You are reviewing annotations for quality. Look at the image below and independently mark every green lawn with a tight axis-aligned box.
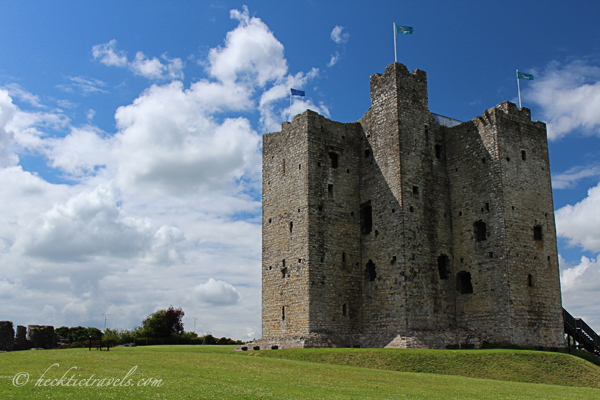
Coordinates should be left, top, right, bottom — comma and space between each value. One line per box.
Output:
0, 345, 598, 399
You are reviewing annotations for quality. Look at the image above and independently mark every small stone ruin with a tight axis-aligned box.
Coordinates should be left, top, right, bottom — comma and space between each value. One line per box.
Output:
0, 321, 56, 351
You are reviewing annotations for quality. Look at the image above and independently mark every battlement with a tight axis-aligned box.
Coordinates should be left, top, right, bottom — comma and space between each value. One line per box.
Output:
259, 63, 563, 350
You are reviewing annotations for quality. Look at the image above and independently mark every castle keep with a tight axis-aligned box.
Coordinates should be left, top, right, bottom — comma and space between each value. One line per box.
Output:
258, 62, 564, 349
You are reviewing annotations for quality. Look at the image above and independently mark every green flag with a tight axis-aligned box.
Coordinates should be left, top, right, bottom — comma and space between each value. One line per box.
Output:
517, 71, 534, 80
396, 25, 414, 35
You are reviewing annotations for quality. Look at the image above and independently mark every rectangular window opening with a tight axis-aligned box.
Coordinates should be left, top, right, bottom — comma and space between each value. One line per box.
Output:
474, 220, 487, 242
457, 271, 473, 294
328, 152, 339, 169
328, 184, 334, 198
438, 254, 449, 280
533, 225, 543, 241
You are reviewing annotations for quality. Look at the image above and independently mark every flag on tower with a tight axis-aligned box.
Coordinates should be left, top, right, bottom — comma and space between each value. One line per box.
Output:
396, 25, 414, 35
291, 88, 305, 97
517, 71, 534, 80
393, 23, 413, 63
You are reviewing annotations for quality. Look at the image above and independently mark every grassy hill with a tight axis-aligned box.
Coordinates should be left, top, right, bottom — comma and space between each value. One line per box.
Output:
0, 345, 598, 399
251, 347, 600, 388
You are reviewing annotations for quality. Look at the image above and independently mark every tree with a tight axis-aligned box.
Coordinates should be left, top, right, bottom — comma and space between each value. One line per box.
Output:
164, 306, 184, 335
140, 306, 185, 338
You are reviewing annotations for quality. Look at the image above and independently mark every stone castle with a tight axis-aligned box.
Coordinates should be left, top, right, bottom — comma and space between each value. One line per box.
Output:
254, 62, 564, 350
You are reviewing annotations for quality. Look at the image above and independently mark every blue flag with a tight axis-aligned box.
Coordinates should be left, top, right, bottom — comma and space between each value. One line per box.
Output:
291, 88, 305, 97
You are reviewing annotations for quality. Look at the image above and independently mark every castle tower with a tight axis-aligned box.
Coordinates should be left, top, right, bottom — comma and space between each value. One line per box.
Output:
258, 62, 563, 349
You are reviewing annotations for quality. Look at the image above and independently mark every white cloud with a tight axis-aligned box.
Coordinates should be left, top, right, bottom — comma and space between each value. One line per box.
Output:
207, 5, 287, 87
560, 255, 600, 331
3, 83, 43, 108
112, 81, 261, 194
0, 89, 19, 167
93, 40, 185, 81
556, 181, 600, 252
330, 25, 349, 44
92, 39, 128, 67
130, 52, 167, 80
327, 51, 340, 68
552, 165, 600, 189
194, 278, 241, 305
561, 255, 596, 292
57, 76, 108, 95
86, 109, 95, 120
12, 183, 183, 263
525, 60, 600, 140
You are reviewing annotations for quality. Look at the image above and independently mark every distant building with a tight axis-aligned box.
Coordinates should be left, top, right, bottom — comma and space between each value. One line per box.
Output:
255, 62, 563, 349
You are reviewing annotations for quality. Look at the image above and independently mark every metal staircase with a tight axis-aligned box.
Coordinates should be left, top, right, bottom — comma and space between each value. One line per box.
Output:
563, 308, 600, 356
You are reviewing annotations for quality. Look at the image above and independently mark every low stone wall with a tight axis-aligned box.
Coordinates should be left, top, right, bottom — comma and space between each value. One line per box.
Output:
235, 330, 483, 351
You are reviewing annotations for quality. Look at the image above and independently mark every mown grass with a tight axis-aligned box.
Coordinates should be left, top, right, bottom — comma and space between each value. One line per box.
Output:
252, 347, 600, 389
0, 345, 597, 399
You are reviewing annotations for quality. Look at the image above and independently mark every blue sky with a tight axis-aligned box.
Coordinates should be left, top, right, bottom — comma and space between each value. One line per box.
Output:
1, 1, 600, 338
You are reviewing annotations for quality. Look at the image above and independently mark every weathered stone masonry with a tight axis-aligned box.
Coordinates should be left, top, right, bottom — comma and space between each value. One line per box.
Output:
253, 62, 563, 350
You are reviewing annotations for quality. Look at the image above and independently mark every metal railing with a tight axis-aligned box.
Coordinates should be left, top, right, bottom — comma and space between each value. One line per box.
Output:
563, 308, 600, 356
432, 113, 463, 127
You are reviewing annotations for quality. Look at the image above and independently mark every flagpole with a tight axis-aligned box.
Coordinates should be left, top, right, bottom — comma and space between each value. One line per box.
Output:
516, 70, 522, 108
290, 89, 292, 122
393, 23, 397, 63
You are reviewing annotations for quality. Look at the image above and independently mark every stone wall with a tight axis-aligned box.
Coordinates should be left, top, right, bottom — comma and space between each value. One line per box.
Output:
0, 321, 15, 351
27, 325, 56, 349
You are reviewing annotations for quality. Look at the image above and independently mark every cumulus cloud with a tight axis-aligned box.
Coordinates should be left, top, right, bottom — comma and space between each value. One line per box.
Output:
112, 81, 261, 194
93, 40, 185, 81
0, 89, 19, 167
556, 181, 600, 252
560, 255, 600, 331
561, 255, 597, 292
525, 60, 600, 140
12, 183, 184, 263
552, 164, 600, 189
194, 278, 241, 305
330, 25, 349, 44
92, 39, 128, 67
207, 5, 287, 87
